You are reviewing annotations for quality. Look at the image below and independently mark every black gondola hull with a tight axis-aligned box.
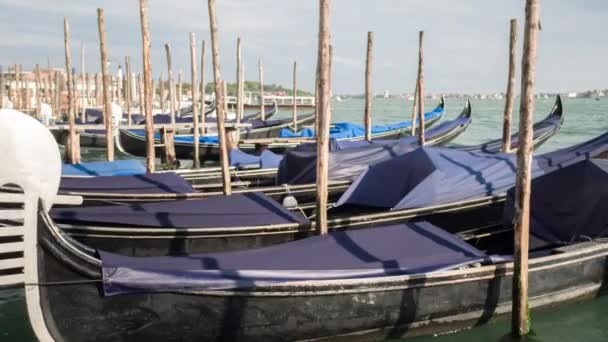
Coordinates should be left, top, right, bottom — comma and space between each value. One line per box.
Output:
36, 215, 608, 341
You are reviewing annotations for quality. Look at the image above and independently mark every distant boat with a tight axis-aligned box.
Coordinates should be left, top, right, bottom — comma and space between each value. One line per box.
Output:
596, 97, 601, 101
335, 96, 352, 102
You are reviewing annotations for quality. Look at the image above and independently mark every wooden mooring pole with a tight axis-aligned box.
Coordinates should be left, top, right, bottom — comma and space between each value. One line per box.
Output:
503, 19, 518, 153
258, 59, 265, 120
139, 0, 155, 173
200, 40, 207, 134
98, 8, 115, 161
159, 72, 165, 113
416, 31, 425, 146
410, 72, 419, 136
190, 32, 200, 169
137, 74, 143, 116
236, 37, 242, 124
125, 56, 132, 125
315, 0, 331, 235
80, 43, 86, 123
64, 18, 80, 164
53, 71, 61, 119
165, 44, 176, 122
177, 70, 182, 113
364, 31, 373, 141
207, 0, 232, 195
512, 0, 540, 337
292, 61, 298, 131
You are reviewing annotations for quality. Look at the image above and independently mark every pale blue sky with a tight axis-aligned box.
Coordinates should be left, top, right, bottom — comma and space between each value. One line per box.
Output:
0, 0, 606, 94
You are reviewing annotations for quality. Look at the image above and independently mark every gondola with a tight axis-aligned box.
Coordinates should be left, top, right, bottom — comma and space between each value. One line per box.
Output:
64, 97, 560, 205
50, 111, 608, 258
52, 126, 608, 255
116, 98, 445, 160
50, 101, 217, 148
5, 145, 608, 341
57, 99, 472, 203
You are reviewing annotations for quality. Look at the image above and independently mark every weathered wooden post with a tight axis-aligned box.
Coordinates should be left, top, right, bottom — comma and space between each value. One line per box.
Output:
64, 18, 80, 164
160, 127, 176, 167
139, 0, 155, 173
70, 69, 77, 117
512, 0, 540, 337
85, 73, 91, 112
240, 63, 245, 120
315, 0, 331, 235
80, 42, 86, 122
35, 64, 42, 119
151, 78, 156, 110
165, 44, 176, 122
190, 32, 201, 168
94, 73, 100, 106
207, 0, 232, 195
364, 31, 373, 141
98, 8, 115, 161
125, 56, 132, 125
292, 61, 298, 131
54, 71, 61, 118
137, 74, 144, 115
416, 30, 425, 146
200, 40, 207, 134
223, 80, 229, 118
410, 74, 419, 136
503, 19, 518, 153
258, 59, 265, 120
177, 70, 183, 113
159, 72, 165, 112
236, 37, 242, 124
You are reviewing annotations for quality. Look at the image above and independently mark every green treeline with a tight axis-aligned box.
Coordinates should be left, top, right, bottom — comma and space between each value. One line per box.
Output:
156, 81, 312, 97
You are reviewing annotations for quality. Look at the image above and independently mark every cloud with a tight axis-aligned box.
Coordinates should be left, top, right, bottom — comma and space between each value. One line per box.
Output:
0, 0, 607, 94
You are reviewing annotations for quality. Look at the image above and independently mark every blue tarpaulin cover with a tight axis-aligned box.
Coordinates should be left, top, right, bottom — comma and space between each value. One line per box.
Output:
62, 160, 146, 177
99, 222, 487, 295
278, 105, 444, 139
59, 172, 193, 194
503, 158, 608, 244
336, 132, 608, 210
229, 149, 286, 169
129, 130, 220, 144
51, 192, 308, 228
276, 109, 471, 184
229, 149, 260, 168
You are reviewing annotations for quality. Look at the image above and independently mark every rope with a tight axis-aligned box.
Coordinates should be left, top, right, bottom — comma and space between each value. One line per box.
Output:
25, 279, 103, 286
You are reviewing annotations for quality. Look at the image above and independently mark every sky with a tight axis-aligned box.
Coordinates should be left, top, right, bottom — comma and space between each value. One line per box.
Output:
0, 0, 606, 94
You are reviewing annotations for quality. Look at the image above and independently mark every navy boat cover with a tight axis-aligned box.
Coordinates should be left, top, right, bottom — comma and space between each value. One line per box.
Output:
278, 105, 444, 139
51, 192, 308, 228
276, 111, 471, 184
336, 132, 608, 210
229, 149, 283, 169
503, 158, 608, 244
59, 172, 193, 194
62, 160, 146, 177
99, 222, 487, 295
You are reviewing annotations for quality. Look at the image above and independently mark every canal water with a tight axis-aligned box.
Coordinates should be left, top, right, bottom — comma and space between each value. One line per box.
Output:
2, 97, 608, 340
